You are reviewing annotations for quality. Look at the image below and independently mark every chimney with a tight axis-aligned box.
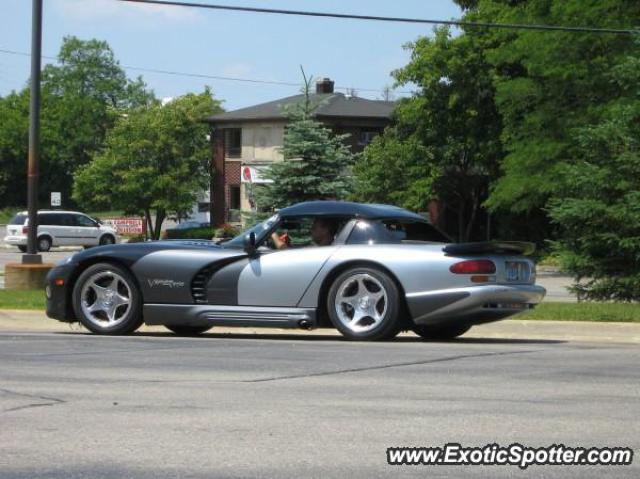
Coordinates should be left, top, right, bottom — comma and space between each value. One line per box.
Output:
315, 77, 335, 94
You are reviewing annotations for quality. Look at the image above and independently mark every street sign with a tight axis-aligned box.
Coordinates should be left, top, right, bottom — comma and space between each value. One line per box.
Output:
50, 192, 61, 207
241, 165, 273, 184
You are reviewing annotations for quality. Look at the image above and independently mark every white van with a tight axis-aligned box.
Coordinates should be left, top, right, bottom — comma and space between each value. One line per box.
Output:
4, 210, 119, 252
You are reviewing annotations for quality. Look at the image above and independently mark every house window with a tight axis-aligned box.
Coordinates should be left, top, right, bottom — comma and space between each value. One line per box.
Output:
225, 129, 242, 158
229, 185, 241, 210
358, 131, 379, 146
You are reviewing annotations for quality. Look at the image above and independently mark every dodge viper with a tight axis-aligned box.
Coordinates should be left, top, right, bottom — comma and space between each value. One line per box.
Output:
46, 201, 546, 341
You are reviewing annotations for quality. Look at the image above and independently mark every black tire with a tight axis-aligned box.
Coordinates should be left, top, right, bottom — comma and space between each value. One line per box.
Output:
37, 236, 51, 252
412, 323, 471, 340
18, 245, 27, 253
165, 324, 213, 336
99, 234, 115, 246
72, 262, 143, 335
327, 266, 402, 341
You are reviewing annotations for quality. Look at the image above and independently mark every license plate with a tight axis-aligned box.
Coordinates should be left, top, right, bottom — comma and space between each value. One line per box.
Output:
506, 261, 529, 282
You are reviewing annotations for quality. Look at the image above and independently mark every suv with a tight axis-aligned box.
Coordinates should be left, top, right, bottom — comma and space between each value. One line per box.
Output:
4, 210, 119, 252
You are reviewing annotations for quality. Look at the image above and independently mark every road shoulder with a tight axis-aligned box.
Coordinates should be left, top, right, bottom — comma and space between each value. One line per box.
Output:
0, 309, 638, 343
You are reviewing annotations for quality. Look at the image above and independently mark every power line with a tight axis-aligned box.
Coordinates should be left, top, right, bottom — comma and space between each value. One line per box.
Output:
118, 0, 639, 35
0, 48, 407, 94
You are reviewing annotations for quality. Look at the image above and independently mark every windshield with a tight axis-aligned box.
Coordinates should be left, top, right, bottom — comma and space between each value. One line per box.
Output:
222, 214, 279, 248
9, 214, 27, 225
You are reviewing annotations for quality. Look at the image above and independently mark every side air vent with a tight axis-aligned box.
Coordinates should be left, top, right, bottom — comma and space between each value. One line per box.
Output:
191, 267, 213, 304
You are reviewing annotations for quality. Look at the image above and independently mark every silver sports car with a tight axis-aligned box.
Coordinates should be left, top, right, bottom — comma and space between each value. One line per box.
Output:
46, 201, 546, 341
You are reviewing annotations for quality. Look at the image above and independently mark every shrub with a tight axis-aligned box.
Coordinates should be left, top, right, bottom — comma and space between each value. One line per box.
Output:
165, 227, 216, 240
214, 223, 240, 239
124, 234, 147, 243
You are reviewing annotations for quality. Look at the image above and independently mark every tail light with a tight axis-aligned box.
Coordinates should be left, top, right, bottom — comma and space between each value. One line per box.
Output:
22, 226, 29, 234
450, 260, 496, 274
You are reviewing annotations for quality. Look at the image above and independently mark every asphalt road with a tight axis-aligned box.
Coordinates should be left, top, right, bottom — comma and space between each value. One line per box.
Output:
0, 332, 637, 478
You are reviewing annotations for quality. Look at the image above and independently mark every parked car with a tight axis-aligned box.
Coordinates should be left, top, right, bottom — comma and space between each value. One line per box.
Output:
4, 210, 119, 252
45, 201, 546, 341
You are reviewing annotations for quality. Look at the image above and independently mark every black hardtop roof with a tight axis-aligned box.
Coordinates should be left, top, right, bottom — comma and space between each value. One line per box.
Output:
277, 201, 426, 221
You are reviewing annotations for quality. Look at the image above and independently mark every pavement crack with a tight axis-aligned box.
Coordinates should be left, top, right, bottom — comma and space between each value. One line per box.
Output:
0, 387, 66, 413
244, 349, 542, 383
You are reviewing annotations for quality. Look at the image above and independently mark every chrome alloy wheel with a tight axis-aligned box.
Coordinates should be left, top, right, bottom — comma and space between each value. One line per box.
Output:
334, 273, 388, 333
80, 270, 132, 328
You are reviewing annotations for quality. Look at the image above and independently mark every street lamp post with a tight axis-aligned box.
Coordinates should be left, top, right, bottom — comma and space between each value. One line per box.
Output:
23, 0, 43, 265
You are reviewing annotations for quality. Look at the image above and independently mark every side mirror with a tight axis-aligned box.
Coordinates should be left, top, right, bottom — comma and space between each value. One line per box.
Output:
244, 232, 257, 256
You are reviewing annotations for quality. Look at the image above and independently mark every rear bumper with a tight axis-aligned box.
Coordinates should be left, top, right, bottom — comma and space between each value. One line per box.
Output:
407, 284, 546, 326
4, 235, 26, 246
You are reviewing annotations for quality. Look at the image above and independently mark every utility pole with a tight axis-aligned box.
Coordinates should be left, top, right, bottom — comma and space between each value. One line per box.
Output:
23, 0, 42, 265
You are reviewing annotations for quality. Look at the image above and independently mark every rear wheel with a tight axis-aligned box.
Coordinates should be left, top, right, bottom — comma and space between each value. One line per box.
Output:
72, 262, 143, 335
165, 324, 213, 336
327, 266, 402, 341
18, 245, 27, 253
412, 323, 471, 340
37, 236, 51, 252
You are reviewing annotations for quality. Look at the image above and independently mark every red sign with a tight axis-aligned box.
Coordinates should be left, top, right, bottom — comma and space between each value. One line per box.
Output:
103, 217, 145, 235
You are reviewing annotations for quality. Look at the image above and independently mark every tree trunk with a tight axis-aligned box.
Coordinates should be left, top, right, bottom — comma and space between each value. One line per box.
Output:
144, 209, 154, 240
153, 208, 166, 240
464, 190, 479, 242
457, 198, 465, 243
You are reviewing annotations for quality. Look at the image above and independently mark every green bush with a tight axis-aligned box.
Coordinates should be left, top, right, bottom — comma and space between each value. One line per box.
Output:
0, 207, 22, 224
165, 227, 216, 240
124, 234, 147, 243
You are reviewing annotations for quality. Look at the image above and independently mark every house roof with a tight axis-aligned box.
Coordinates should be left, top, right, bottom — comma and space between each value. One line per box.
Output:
206, 93, 395, 123
278, 201, 425, 221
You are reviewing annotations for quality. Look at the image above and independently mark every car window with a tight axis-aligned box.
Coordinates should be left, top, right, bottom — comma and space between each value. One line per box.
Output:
58, 214, 76, 226
224, 214, 279, 248
347, 220, 449, 245
267, 216, 347, 249
75, 214, 96, 227
9, 214, 27, 225
38, 213, 62, 226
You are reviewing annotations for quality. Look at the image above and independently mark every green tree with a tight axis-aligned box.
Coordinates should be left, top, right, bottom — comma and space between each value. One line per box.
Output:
0, 89, 29, 206
0, 36, 154, 208
353, 27, 502, 241
472, 0, 640, 216
73, 89, 223, 239
352, 133, 438, 212
256, 78, 356, 212
547, 42, 640, 301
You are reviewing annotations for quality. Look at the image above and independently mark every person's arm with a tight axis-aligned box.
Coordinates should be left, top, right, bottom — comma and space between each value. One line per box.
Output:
270, 232, 289, 249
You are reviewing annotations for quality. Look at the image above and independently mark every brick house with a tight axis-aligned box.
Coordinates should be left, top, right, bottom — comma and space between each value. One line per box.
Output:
204, 78, 394, 225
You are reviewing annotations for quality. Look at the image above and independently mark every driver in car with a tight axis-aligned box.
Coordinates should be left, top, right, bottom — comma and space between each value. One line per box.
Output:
271, 218, 337, 249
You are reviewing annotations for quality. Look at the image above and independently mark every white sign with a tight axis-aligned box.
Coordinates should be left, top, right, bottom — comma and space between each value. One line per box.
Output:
51, 192, 61, 207
241, 165, 273, 184
102, 217, 145, 234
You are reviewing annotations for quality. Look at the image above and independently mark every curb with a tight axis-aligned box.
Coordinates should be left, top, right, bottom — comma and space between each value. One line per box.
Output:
0, 310, 638, 344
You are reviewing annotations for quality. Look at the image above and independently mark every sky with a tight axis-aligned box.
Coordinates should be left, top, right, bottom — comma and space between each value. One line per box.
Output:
0, 0, 462, 110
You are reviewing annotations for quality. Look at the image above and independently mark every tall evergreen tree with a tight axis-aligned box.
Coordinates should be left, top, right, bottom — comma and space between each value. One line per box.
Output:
547, 41, 640, 301
255, 76, 356, 212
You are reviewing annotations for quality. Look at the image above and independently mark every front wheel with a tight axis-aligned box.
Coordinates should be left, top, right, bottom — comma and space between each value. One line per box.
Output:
412, 323, 471, 340
72, 262, 143, 335
165, 324, 213, 336
18, 245, 27, 253
327, 267, 402, 341
99, 235, 115, 246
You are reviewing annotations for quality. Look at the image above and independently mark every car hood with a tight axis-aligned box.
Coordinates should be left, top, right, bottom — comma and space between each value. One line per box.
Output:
67, 239, 244, 267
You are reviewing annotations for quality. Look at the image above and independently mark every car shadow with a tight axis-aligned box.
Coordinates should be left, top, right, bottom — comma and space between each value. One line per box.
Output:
56, 330, 566, 345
